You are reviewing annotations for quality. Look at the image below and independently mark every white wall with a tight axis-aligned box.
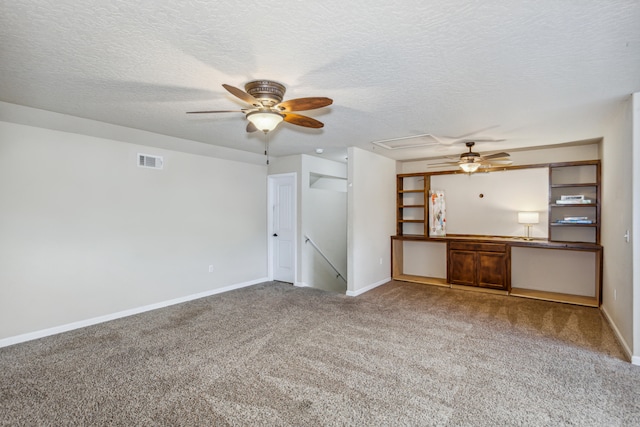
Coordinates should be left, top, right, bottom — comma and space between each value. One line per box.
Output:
301, 155, 347, 292
600, 95, 635, 361
402, 241, 447, 278
0, 121, 268, 342
430, 168, 549, 238
511, 247, 596, 296
0, 101, 266, 166
268, 155, 347, 292
347, 147, 396, 296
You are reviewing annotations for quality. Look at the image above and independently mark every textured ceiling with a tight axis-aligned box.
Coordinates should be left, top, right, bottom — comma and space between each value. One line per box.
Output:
1, 0, 639, 163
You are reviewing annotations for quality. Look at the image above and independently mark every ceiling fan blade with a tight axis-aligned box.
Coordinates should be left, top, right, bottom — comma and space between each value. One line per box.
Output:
282, 113, 324, 128
482, 152, 510, 160
277, 97, 333, 112
246, 122, 258, 133
186, 110, 244, 114
222, 84, 261, 106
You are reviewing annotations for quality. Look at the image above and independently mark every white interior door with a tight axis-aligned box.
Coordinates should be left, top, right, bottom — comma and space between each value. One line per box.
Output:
269, 174, 296, 283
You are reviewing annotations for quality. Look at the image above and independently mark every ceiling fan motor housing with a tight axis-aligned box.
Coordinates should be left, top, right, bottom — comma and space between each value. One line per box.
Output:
245, 80, 286, 106
460, 153, 480, 162
461, 141, 481, 162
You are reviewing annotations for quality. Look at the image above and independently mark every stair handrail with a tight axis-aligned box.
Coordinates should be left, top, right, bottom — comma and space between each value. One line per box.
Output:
304, 235, 347, 283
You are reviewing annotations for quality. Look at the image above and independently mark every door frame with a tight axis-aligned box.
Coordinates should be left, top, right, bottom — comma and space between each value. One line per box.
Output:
267, 172, 298, 283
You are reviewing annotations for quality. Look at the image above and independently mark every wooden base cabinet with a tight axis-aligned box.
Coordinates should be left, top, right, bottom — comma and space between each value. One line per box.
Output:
447, 242, 509, 290
391, 235, 601, 306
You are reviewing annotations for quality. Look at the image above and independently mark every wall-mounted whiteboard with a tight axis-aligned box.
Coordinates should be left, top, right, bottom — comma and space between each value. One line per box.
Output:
430, 168, 549, 238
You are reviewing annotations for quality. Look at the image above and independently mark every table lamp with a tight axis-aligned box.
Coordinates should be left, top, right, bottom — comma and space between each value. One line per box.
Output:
518, 211, 539, 240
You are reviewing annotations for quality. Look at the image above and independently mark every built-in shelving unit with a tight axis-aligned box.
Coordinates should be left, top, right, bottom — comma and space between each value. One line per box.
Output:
396, 173, 428, 237
393, 160, 603, 307
548, 160, 600, 244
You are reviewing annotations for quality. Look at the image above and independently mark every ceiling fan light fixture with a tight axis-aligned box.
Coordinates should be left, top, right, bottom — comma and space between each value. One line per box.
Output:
246, 111, 284, 132
460, 162, 481, 173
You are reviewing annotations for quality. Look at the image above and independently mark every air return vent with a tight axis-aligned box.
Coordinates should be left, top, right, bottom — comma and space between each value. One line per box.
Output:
372, 134, 441, 150
137, 153, 163, 169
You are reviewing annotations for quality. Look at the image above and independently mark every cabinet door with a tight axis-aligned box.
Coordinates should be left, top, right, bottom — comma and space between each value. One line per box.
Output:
477, 252, 507, 290
448, 250, 476, 286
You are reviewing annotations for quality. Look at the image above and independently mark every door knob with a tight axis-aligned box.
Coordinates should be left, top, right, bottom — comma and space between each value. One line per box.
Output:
273, 233, 278, 237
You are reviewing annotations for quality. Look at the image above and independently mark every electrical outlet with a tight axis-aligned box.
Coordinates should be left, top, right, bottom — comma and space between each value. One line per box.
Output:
614, 289, 617, 301
208, 265, 214, 273
379, 257, 383, 265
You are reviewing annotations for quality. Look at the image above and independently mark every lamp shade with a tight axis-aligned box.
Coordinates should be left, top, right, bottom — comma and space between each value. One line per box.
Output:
518, 211, 539, 224
246, 111, 284, 132
460, 162, 480, 173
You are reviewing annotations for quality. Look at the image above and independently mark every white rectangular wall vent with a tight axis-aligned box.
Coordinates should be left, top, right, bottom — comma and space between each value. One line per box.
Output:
137, 153, 163, 169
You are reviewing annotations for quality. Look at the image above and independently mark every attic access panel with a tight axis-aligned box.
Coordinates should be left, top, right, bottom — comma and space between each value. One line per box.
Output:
372, 134, 441, 150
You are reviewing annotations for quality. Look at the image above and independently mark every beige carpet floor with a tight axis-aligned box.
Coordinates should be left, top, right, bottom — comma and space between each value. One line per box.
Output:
1, 280, 639, 426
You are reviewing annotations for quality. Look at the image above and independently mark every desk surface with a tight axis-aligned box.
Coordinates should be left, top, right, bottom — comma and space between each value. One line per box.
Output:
392, 234, 602, 251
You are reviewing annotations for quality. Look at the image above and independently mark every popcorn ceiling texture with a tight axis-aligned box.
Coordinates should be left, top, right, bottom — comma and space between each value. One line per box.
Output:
1, 281, 638, 425
0, 0, 639, 160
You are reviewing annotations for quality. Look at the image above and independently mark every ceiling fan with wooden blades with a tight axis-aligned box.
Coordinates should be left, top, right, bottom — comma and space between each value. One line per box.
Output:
187, 80, 333, 133
432, 141, 512, 173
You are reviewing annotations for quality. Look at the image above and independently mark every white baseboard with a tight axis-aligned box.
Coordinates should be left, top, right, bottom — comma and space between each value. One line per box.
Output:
0, 277, 268, 349
600, 305, 635, 364
346, 277, 390, 297
294, 281, 311, 288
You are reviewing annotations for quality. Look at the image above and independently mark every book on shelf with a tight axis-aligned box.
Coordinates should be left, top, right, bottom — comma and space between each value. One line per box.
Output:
555, 199, 593, 204
564, 216, 588, 221
560, 195, 584, 201
554, 219, 594, 224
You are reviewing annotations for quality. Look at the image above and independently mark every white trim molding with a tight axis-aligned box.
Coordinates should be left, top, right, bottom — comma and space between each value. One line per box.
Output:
0, 277, 268, 349
601, 305, 635, 364
346, 278, 391, 297
294, 281, 312, 288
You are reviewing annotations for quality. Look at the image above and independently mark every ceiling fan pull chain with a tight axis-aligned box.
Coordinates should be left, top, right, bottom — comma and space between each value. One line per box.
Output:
265, 132, 270, 165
